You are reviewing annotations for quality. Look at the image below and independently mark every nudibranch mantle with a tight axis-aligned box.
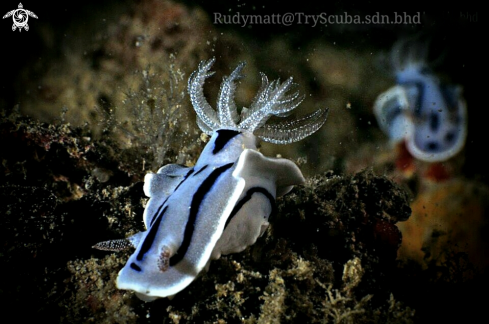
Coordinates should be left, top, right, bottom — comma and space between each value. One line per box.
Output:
374, 40, 467, 162
94, 58, 328, 301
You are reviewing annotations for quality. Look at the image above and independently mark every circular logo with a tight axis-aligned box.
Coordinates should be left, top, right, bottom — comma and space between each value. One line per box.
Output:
3, 3, 38, 32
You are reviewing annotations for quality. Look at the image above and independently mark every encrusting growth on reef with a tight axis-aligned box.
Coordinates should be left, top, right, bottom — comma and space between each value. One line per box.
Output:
96, 54, 191, 170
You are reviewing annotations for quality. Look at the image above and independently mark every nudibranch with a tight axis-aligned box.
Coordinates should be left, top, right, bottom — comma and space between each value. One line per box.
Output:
94, 58, 328, 301
373, 40, 467, 162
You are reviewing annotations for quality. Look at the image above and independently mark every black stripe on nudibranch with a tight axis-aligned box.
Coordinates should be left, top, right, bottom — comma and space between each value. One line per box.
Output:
225, 187, 275, 228
149, 201, 167, 227
399, 81, 424, 117
193, 165, 208, 176
137, 206, 168, 261
213, 129, 241, 154
426, 141, 439, 152
385, 101, 403, 124
130, 262, 142, 272
148, 168, 195, 227
173, 168, 195, 192
169, 162, 234, 266
429, 111, 440, 132
445, 131, 456, 144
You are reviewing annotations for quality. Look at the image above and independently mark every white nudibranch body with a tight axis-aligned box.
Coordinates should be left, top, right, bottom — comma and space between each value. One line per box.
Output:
93, 58, 328, 301
373, 40, 467, 162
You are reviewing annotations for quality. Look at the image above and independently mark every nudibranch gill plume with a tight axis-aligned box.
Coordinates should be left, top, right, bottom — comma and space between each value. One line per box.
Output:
93, 58, 329, 301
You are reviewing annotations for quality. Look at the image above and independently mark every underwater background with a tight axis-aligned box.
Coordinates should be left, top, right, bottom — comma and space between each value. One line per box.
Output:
1, 1, 486, 323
